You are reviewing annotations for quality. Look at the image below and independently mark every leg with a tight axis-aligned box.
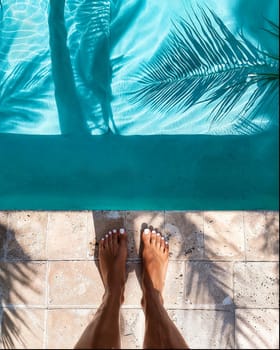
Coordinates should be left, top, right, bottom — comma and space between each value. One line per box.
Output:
74, 228, 127, 349
141, 228, 189, 349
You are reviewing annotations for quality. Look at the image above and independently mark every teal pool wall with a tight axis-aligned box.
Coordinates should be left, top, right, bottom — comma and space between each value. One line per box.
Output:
0, 130, 278, 210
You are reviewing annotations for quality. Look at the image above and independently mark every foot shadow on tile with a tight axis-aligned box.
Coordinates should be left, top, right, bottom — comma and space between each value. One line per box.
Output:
0, 223, 39, 349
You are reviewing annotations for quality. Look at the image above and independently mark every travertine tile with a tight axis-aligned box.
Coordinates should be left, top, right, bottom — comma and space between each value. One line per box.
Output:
47, 211, 92, 260
124, 263, 142, 307
120, 309, 145, 349
47, 308, 95, 349
244, 211, 279, 261
204, 211, 245, 260
163, 261, 185, 308
167, 309, 234, 349
165, 212, 204, 259
6, 211, 48, 260
48, 261, 103, 307
0, 212, 8, 259
0, 212, 8, 225
126, 230, 141, 259
235, 309, 279, 349
185, 261, 233, 309
234, 262, 279, 307
0, 262, 46, 306
0, 308, 45, 349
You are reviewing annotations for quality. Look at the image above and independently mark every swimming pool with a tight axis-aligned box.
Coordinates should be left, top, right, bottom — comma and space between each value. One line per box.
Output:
0, 0, 278, 209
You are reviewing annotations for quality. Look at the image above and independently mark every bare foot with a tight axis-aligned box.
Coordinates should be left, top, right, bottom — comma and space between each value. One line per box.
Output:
141, 228, 169, 302
98, 228, 127, 303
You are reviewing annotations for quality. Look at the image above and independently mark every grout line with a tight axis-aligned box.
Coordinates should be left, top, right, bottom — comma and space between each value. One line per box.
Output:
0, 257, 278, 263
232, 259, 237, 349
202, 211, 206, 260
45, 212, 50, 265
43, 214, 50, 348
1, 304, 278, 311
45, 260, 51, 348
243, 211, 247, 262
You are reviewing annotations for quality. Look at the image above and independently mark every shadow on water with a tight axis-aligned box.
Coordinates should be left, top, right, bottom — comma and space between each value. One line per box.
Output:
233, 0, 279, 55
48, 0, 87, 135
90, 211, 277, 348
0, 222, 38, 349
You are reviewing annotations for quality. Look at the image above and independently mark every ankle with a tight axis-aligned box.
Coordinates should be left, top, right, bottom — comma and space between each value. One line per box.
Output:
141, 287, 164, 309
103, 287, 124, 305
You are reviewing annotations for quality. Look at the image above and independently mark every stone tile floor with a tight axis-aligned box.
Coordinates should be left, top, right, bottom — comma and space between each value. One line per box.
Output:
0, 210, 279, 349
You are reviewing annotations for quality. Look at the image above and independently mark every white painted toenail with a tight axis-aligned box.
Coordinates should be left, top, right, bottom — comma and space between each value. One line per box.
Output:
105, 234, 108, 238
113, 229, 117, 233
152, 230, 156, 233
101, 238, 104, 241
156, 232, 161, 236
120, 228, 125, 234
144, 228, 150, 234
165, 241, 169, 245
108, 231, 112, 235
161, 237, 164, 239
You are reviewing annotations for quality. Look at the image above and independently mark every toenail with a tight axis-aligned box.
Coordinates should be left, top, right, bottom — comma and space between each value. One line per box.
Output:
120, 228, 125, 234
152, 230, 156, 233
161, 237, 164, 240
144, 228, 150, 234
105, 234, 108, 238
108, 231, 112, 235
101, 238, 104, 241
165, 241, 169, 245
156, 232, 161, 236
113, 229, 117, 233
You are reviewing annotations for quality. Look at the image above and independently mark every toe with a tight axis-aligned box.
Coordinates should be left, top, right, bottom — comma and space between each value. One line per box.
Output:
151, 230, 157, 246
104, 234, 109, 249
164, 240, 169, 254
142, 228, 151, 245
156, 232, 161, 249
99, 237, 105, 250
98, 237, 105, 259
108, 230, 113, 251
160, 236, 165, 251
112, 229, 118, 249
119, 228, 127, 246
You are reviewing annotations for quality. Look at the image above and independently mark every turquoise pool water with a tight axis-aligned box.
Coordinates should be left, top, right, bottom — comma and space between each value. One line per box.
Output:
0, 0, 278, 209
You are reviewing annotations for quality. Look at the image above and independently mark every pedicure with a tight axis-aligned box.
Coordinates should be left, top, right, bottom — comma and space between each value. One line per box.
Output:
156, 232, 161, 236
112, 229, 117, 233
144, 228, 150, 234
120, 228, 125, 234
105, 234, 108, 238
152, 230, 156, 234
108, 231, 112, 235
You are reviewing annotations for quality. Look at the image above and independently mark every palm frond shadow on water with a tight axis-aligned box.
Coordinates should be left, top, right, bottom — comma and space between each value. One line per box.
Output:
0, 223, 38, 349
130, 7, 279, 135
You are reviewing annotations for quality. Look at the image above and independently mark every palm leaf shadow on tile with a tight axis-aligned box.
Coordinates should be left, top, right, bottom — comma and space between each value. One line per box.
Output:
0, 223, 39, 349
173, 213, 278, 348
